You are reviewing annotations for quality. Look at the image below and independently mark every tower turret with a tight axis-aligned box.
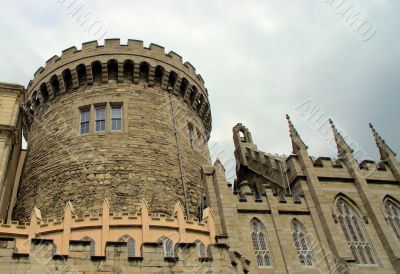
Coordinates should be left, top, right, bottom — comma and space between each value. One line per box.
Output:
13, 39, 212, 221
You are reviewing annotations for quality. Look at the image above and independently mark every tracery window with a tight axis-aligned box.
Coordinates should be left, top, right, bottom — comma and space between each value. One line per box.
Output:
195, 240, 207, 258
81, 236, 95, 256
335, 197, 377, 265
158, 236, 174, 257
291, 219, 315, 266
250, 218, 272, 267
384, 198, 400, 240
118, 235, 135, 257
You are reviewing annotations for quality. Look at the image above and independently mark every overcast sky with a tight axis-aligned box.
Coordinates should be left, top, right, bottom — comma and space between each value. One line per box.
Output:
1, 0, 398, 180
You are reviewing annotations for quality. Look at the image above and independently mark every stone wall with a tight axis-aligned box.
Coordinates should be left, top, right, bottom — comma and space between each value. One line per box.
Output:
0, 239, 249, 274
202, 122, 400, 273
0, 83, 24, 221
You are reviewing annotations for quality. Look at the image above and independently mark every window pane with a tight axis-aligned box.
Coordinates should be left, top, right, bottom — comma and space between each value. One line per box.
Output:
112, 119, 122, 131
111, 106, 122, 131
96, 120, 105, 132
80, 110, 90, 134
81, 110, 89, 122
96, 107, 105, 120
95, 107, 105, 132
112, 106, 122, 118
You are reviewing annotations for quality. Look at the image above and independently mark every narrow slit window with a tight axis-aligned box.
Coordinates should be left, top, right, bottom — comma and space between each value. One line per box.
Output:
112, 106, 122, 131
188, 123, 194, 149
95, 106, 106, 132
80, 109, 90, 134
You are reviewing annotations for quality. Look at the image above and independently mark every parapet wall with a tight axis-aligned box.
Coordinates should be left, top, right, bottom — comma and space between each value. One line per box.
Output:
1, 199, 215, 257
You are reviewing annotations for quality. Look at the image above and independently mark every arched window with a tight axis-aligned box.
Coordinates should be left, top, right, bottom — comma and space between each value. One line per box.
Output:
168, 71, 178, 88
91, 61, 102, 83
62, 69, 73, 91
239, 130, 246, 142
139, 62, 149, 81
154, 66, 164, 85
76, 64, 87, 86
197, 94, 204, 111
250, 218, 272, 267
81, 236, 95, 257
158, 236, 174, 257
39, 83, 49, 102
335, 197, 377, 265
384, 197, 400, 240
107, 59, 118, 81
180, 78, 189, 96
195, 240, 207, 258
291, 219, 314, 266
32, 91, 39, 106
50, 75, 60, 96
190, 85, 198, 103
118, 235, 135, 257
123, 60, 134, 81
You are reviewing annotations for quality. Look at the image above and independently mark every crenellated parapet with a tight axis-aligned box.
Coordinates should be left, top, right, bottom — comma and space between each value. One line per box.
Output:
24, 38, 211, 136
0, 199, 252, 273
0, 199, 216, 257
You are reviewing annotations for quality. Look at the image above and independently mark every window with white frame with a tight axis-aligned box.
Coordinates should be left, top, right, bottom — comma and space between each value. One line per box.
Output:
111, 106, 122, 131
335, 197, 377, 265
158, 236, 174, 257
80, 109, 90, 134
291, 219, 315, 266
250, 218, 272, 267
384, 198, 400, 240
95, 106, 106, 132
195, 240, 207, 258
118, 235, 135, 257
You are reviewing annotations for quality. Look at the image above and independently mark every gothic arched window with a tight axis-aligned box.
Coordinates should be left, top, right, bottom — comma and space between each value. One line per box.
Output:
250, 218, 272, 267
195, 240, 207, 258
158, 236, 174, 257
384, 197, 400, 240
291, 219, 314, 266
335, 197, 377, 265
118, 235, 135, 257
81, 236, 95, 257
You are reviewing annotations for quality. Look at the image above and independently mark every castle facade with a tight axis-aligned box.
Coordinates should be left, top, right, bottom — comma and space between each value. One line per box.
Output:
0, 39, 398, 273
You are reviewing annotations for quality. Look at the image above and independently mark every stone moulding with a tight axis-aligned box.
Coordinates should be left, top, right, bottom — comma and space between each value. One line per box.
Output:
0, 198, 216, 257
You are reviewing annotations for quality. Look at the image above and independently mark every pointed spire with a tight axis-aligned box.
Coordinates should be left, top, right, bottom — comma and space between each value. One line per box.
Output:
369, 123, 396, 160
30, 207, 42, 224
213, 158, 226, 173
64, 201, 75, 215
329, 119, 353, 158
286, 114, 308, 153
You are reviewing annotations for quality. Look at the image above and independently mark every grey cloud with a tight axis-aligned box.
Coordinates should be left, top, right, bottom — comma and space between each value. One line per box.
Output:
1, 0, 398, 181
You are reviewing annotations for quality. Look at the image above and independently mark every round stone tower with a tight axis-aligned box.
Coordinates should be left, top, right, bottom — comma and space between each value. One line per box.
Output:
13, 39, 212, 222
